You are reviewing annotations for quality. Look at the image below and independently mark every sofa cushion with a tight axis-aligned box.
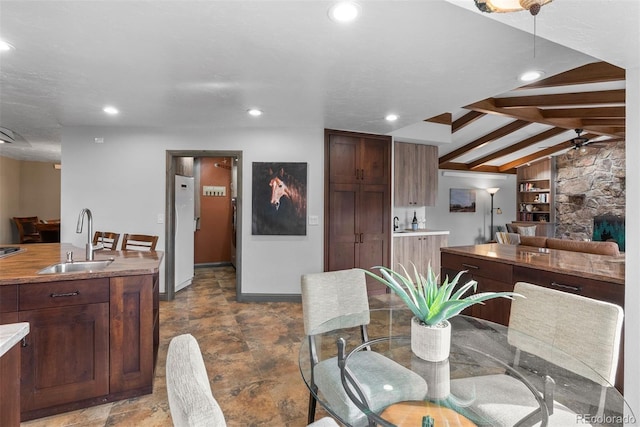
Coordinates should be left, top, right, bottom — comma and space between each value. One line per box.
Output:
519, 236, 548, 248
166, 334, 227, 427
546, 238, 620, 256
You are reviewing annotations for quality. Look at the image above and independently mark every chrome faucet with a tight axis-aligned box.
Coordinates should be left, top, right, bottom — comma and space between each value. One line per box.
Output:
76, 208, 102, 260
393, 216, 399, 232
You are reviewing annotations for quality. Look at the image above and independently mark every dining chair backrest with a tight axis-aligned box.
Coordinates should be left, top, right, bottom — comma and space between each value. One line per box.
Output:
495, 232, 521, 245
509, 282, 623, 386
121, 233, 158, 251
301, 269, 370, 335
93, 231, 121, 251
12, 216, 41, 243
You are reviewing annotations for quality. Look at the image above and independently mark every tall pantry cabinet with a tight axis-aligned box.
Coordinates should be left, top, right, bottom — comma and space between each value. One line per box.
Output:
324, 129, 391, 295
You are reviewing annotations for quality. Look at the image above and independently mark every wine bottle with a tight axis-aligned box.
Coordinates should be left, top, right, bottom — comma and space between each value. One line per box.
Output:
412, 211, 418, 231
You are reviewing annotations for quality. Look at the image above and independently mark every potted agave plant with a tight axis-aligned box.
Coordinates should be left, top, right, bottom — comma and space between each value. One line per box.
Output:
363, 263, 521, 362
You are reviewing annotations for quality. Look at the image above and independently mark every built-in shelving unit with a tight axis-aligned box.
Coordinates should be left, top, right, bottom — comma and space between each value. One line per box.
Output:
515, 158, 555, 236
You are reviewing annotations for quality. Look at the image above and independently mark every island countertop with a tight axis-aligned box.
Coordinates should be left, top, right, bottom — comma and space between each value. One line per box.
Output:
441, 243, 625, 285
0, 243, 163, 285
393, 229, 450, 237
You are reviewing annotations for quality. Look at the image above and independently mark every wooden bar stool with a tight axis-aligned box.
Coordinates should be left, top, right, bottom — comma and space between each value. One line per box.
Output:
93, 231, 121, 251
121, 234, 158, 251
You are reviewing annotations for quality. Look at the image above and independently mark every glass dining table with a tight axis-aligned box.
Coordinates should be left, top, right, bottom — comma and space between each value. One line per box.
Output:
299, 308, 634, 427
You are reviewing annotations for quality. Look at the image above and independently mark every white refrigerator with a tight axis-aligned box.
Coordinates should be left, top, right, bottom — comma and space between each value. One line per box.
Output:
175, 175, 195, 292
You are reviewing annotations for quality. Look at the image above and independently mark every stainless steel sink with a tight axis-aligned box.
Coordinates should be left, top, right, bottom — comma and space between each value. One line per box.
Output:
38, 259, 114, 274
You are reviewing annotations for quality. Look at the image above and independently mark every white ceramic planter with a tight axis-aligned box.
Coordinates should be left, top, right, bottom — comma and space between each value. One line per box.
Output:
410, 316, 451, 362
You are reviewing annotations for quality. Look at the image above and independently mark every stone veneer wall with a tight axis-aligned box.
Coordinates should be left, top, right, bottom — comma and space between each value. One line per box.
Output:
555, 140, 626, 240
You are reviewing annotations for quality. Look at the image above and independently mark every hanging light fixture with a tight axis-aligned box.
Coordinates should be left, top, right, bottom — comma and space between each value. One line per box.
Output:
474, 0, 552, 15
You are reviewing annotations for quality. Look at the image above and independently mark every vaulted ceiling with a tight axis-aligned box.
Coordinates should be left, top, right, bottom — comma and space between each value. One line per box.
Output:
432, 61, 626, 174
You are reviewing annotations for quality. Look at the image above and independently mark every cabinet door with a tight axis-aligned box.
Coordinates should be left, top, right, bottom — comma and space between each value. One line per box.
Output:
359, 184, 390, 294
327, 131, 390, 186
394, 143, 438, 206
418, 144, 438, 206
19, 303, 109, 412
110, 275, 154, 394
328, 134, 360, 184
327, 183, 359, 272
394, 142, 415, 206
360, 137, 390, 185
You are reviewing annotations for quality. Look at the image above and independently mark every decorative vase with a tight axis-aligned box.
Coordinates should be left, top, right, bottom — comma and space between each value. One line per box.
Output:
410, 316, 451, 362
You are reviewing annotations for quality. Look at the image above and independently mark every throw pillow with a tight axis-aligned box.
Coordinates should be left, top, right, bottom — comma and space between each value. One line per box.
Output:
517, 225, 537, 236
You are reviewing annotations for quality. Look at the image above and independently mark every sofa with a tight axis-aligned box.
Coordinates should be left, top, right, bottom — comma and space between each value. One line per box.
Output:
519, 236, 620, 256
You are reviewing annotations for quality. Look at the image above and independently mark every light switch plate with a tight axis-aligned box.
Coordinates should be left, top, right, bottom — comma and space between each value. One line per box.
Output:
308, 215, 319, 225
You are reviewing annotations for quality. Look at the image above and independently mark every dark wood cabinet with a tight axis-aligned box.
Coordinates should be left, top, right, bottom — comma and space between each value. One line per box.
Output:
0, 273, 158, 421
441, 252, 513, 326
1, 337, 22, 427
441, 247, 625, 390
328, 130, 389, 185
19, 303, 110, 414
17, 278, 110, 418
394, 142, 438, 206
109, 275, 154, 394
325, 129, 391, 294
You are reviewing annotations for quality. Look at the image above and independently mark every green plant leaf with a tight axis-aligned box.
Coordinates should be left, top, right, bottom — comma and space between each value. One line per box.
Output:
361, 264, 522, 326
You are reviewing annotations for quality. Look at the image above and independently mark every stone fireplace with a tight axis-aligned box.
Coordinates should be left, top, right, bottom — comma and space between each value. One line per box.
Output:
554, 140, 625, 243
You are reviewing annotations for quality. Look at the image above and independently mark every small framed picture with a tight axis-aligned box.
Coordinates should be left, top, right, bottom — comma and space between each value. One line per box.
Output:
449, 188, 476, 212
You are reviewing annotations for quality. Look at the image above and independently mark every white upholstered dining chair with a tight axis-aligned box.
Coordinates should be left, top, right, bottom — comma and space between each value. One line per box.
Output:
450, 281, 624, 426
301, 269, 428, 427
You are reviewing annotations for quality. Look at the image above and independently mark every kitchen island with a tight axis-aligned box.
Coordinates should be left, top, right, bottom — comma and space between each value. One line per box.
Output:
441, 242, 625, 389
0, 243, 162, 421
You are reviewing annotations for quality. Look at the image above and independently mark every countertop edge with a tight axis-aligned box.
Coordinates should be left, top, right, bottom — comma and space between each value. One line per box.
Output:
394, 230, 450, 237
0, 322, 30, 357
441, 244, 625, 286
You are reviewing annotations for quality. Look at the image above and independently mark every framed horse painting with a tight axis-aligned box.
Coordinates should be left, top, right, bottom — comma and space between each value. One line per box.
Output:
252, 162, 307, 235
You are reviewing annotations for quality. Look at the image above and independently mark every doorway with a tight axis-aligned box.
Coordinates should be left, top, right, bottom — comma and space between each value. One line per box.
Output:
165, 150, 243, 301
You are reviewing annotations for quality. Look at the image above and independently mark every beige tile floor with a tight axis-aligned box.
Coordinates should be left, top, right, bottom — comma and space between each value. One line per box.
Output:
20, 265, 341, 427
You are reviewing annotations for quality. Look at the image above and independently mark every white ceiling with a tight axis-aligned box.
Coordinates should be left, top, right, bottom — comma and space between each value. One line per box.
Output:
0, 0, 638, 163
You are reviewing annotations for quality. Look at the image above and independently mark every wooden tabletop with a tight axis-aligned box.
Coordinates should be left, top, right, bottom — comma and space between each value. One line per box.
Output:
441, 243, 624, 285
380, 401, 477, 427
0, 243, 163, 285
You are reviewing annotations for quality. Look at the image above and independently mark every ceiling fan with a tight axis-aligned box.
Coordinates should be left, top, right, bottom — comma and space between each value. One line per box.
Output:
570, 129, 623, 152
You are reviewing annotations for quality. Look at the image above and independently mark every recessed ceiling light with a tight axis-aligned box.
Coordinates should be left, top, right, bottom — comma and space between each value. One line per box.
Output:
385, 114, 399, 122
328, 2, 360, 23
103, 106, 119, 115
247, 108, 263, 117
519, 70, 544, 82
0, 40, 14, 52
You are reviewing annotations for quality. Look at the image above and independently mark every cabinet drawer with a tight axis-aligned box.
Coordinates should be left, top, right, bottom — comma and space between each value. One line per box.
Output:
0, 285, 18, 313
441, 253, 512, 282
19, 278, 109, 311
513, 266, 624, 308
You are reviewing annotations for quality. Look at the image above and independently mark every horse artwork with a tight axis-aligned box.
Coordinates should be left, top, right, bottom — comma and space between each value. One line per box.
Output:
252, 162, 307, 235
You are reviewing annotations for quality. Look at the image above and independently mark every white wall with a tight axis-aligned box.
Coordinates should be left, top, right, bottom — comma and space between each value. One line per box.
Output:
60, 126, 325, 296
624, 67, 639, 423
411, 172, 518, 247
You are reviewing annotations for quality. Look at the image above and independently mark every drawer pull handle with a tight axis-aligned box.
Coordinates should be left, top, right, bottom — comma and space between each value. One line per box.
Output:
550, 282, 581, 292
50, 291, 80, 298
461, 263, 479, 270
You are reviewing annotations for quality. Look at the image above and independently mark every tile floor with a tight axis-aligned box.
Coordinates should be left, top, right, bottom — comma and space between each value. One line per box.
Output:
21, 265, 344, 427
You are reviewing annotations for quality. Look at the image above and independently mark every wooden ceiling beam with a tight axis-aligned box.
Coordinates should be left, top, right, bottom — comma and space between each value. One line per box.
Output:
498, 142, 573, 171
494, 90, 625, 108
468, 128, 566, 170
439, 162, 514, 174
424, 113, 452, 125
438, 119, 530, 165
519, 62, 625, 89
541, 106, 625, 119
452, 111, 484, 133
